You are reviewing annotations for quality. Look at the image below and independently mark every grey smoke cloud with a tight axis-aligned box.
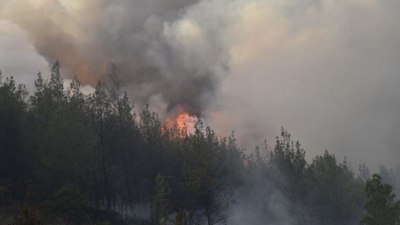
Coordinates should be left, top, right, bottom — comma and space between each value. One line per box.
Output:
0, 19, 48, 91
226, 177, 298, 225
0, 0, 216, 115
1, 0, 400, 168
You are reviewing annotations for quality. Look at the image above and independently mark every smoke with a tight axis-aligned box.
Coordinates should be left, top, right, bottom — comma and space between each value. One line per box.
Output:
0, 0, 221, 116
0, 19, 48, 91
226, 176, 299, 225
199, 0, 400, 169
1, 0, 400, 169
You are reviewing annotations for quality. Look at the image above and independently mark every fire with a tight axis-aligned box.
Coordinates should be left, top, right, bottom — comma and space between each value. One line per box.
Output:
176, 113, 197, 133
165, 112, 197, 135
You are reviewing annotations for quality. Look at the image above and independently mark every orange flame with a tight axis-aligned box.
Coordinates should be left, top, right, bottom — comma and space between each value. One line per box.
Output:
176, 113, 197, 133
165, 112, 197, 135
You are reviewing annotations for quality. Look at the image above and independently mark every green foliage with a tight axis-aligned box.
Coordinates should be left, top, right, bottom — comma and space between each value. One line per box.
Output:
153, 175, 171, 223
247, 130, 365, 225
0, 63, 396, 225
269, 128, 307, 200
180, 122, 240, 225
308, 151, 364, 224
0, 75, 28, 199
361, 174, 400, 225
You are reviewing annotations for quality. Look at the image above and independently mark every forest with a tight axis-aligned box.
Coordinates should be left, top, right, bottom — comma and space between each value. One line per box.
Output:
0, 63, 400, 225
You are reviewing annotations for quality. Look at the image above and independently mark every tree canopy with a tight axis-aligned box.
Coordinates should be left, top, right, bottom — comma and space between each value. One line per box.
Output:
0, 64, 399, 225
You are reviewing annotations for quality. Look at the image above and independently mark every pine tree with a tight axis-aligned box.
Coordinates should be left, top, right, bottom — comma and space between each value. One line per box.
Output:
154, 175, 171, 225
361, 174, 400, 225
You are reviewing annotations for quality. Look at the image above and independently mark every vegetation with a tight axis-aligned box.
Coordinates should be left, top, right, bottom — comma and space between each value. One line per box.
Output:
361, 174, 400, 225
0, 64, 399, 225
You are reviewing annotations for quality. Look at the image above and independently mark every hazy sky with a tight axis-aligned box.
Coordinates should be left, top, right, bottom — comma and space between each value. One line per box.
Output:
0, 0, 399, 169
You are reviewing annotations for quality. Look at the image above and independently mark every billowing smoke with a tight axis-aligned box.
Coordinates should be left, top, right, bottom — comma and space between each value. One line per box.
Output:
0, 0, 227, 116
1, 0, 400, 169
226, 176, 299, 225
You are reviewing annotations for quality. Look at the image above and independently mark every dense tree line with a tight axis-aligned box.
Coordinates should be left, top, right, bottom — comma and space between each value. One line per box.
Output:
0, 63, 399, 225
361, 174, 400, 225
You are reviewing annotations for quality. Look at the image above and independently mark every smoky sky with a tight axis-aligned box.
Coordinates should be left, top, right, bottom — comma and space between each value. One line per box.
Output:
1, 0, 400, 169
